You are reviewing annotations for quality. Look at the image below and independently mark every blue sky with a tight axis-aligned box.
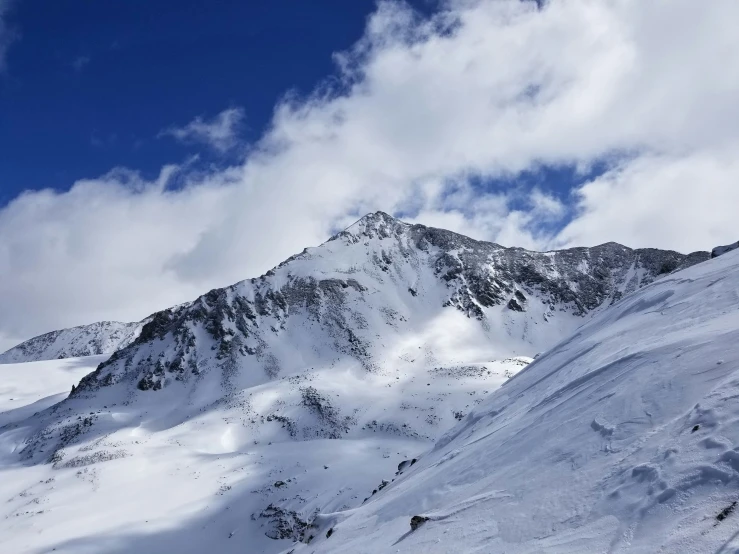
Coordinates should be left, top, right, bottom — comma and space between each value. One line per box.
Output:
0, 0, 736, 348
0, 0, 434, 202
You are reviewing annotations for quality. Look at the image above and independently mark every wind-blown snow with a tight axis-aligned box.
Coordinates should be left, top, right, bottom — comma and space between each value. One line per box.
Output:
303, 249, 739, 554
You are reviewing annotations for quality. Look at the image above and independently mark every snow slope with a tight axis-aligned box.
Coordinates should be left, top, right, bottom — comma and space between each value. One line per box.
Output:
0, 321, 142, 364
0, 356, 105, 428
0, 353, 530, 553
303, 249, 739, 554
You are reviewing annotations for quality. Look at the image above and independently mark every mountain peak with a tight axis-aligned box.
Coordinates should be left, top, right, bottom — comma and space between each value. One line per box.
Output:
329, 211, 410, 243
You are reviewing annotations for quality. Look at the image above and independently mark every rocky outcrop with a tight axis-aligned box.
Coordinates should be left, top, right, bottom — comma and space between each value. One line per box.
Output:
711, 241, 739, 258
410, 515, 429, 531
255, 504, 315, 542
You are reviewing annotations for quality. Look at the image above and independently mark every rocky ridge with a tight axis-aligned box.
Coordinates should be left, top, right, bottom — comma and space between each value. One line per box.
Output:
70, 211, 707, 399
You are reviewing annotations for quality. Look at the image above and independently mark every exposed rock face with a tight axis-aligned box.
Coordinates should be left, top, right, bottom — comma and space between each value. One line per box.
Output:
0, 321, 143, 364
410, 515, 429, 531
711, 241, 739, 258
256, 504, 314, 542
70, 212, 708, 398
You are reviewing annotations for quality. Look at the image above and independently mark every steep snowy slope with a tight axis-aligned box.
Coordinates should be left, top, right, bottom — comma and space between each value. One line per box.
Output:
306, 249, 739, 554
0, 321, 142, 364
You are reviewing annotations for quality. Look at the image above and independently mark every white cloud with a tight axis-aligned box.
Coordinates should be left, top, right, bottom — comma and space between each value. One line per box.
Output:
160, 107, 246, 153
557, 147, 739, 252
1, 0, 739, 347
0, 0, 18, 72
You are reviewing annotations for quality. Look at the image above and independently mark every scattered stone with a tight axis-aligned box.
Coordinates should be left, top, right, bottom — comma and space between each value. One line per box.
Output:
717, 501, 737, 522
410, 515, 429, 531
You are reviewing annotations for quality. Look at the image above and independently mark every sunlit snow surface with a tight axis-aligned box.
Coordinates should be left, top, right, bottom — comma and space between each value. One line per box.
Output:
303, 249, 739, 554
0, 352, 528, 553
0, 356, 108, 429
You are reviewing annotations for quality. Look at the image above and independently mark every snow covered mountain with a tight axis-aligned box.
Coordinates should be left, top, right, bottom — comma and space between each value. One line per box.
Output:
0, 212, 714, 553
75, 211, 706, 398
306, 247, 739, 554
0, 321, 143, 364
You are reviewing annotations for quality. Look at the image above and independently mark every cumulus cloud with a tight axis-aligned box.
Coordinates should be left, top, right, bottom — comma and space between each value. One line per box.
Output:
159, 107, 246, 153
557, 147, 739, 252
1, 0, 738, 348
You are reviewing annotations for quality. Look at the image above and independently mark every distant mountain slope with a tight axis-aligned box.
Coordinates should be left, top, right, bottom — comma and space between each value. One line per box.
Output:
307, 249, 739, 554
74, 211, 707, 400
0, 321, 142, 364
